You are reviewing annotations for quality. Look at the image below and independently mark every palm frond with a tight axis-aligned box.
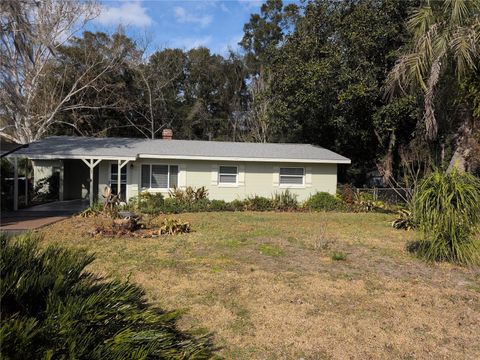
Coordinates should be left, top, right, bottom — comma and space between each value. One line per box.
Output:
450, 25, 479, 76
407, 4, 436, 39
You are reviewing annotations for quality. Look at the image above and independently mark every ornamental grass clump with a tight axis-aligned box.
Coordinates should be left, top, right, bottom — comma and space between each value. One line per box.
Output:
0, 233, 213, 359
412, 168, 480, 265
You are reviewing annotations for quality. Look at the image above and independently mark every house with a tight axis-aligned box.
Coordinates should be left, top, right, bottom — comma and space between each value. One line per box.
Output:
11, 130, 351, 207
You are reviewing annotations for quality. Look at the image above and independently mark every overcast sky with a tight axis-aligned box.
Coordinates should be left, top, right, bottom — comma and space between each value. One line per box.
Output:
87, 0, 268, 55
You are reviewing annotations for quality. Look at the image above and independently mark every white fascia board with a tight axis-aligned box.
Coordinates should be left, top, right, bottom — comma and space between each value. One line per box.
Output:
10, 154, 136, 161
138, 154, 351, 164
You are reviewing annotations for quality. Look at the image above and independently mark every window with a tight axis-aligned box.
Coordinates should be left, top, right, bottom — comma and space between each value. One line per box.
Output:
110, 164, 127, 198
141, 164, 178, 189
218, 166, 237, 185
279, 167, 304, 185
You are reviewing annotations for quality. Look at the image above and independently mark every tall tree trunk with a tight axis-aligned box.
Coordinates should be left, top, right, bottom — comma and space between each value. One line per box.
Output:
448, 110, 477, 172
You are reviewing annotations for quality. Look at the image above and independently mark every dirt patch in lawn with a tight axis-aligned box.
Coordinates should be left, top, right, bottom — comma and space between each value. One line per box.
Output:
38, 211, 480, 359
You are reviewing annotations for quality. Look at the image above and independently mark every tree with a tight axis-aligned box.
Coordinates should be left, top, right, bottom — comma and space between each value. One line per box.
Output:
125, 48, 185, 139
49, 31, 141, 138
250, 0, 416, 183
386, 0, 480, 170
0, 0, 125, 144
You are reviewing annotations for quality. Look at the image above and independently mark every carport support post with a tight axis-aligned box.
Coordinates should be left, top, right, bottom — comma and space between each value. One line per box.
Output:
117, 160, 129, 201
81, 159, 102, 207
13, 157, 18, 211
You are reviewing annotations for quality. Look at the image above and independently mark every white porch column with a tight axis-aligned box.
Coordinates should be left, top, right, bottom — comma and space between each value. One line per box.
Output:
81, 159, 102, 206
24, 159, 28, 206
13, 157, 18, 211
117, 160, 130, 201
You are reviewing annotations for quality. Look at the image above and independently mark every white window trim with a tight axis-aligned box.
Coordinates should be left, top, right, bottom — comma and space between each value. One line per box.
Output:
218, 165, 239, 187
108, 162, 128, 199
141, 164, 179, 191
278, 167, 305, 188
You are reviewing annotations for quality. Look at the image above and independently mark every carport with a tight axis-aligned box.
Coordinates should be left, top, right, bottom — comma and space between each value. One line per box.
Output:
4, 137, 135, 209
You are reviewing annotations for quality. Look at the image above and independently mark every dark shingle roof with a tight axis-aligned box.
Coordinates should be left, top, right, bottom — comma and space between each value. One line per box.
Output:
14, 136, 351, 164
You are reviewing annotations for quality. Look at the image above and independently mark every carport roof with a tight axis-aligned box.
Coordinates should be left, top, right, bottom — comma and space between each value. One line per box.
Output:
13, 136, 351, 164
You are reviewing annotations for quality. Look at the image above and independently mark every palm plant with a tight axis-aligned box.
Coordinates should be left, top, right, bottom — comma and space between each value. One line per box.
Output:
0, 233, 214, 359
412, 168, 480, 265
386, 0, 480, 140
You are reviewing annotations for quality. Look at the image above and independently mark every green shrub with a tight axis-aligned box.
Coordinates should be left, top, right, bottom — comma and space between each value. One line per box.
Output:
305, 192, 342, 211
331, 251, 347, 261
229, 199, 246, 211
272, 190, 298, 211
209, 199, 229, 212
189, 198, 211, 212
161, 198, 187, 214
0, 233, 213, 359
392, 209, 416, 231
244, 196, 273, 211
129, 192, 164, 214
411, 168, 480, 265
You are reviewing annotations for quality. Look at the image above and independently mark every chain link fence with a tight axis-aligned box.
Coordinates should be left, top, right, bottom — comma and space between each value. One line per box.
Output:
355, 187, 412, 204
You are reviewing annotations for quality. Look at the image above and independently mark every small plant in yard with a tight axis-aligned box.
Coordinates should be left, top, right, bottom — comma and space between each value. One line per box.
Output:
0, 233, 213, 359
331, 251, 347, 261
392, 209, 415, 231
411, 168, 480, 265
160, 218, 191, 235
258, 243, 285, 257
78, 202, 103, 217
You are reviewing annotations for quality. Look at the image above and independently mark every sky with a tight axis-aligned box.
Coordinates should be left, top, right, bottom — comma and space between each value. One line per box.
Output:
87, 0, 268, 56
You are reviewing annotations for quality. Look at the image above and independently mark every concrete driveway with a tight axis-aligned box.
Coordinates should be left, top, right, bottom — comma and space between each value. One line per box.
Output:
1, 199, 89, 234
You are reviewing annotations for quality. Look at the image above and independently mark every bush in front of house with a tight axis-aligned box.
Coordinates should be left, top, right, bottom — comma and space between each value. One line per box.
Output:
244, 195, 273, 211
410, 168, 480, 265
271, 190, 298, 211
305, 192, 343, 211
128, 192, 164, 214
0, 233, 214, 359
120, 187, 390, 216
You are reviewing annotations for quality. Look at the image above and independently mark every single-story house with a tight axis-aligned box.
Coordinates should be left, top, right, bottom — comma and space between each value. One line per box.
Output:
11, 131, 351, 207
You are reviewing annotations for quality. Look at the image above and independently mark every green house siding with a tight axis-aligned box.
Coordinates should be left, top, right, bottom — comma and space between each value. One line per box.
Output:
33, 159, 338, 202
96, 159, 337, 202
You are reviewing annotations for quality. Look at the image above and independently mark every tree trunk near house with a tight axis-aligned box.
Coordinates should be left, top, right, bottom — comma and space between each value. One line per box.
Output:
448, 111, 478, 172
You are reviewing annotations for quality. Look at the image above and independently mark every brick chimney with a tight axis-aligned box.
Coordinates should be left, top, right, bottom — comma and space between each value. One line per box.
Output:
162, 128, 173, 140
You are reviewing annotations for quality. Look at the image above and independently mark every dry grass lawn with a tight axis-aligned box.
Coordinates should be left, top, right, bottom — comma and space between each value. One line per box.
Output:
38, 212, 480, 359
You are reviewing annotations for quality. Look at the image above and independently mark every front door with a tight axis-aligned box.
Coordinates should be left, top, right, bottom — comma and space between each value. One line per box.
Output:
110, 163, 127, 200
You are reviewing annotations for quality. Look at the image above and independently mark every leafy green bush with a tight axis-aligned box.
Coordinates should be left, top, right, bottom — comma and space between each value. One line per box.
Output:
305, 192, 342, 211
129, 192, 164, 214
244, 195, 273, 211
209, 199, 229, 212
392, 209, 415, 231
272, 190, 298, 211
229, 199, 246, 211
0, 233, 213, 359
411, 168, 480, 265
161, 198, 187, 214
